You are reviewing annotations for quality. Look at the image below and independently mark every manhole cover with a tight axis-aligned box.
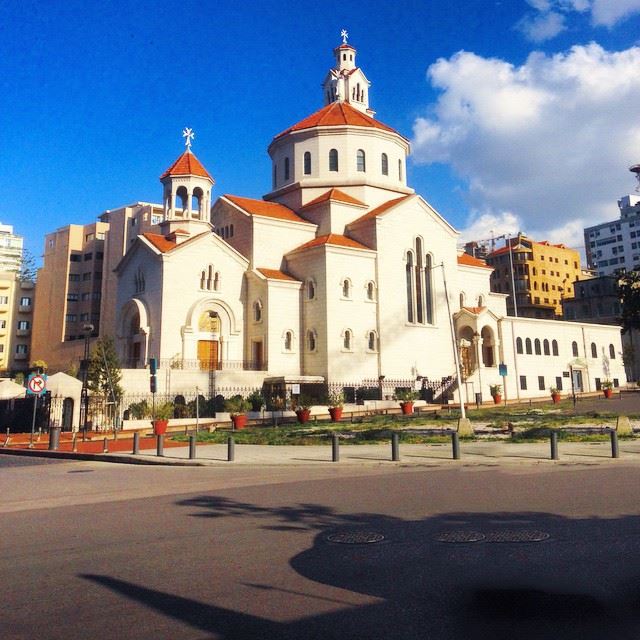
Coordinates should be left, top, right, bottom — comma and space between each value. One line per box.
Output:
435, 531, 486, 543
325, 531, 386, 544
485, 530, 550, 543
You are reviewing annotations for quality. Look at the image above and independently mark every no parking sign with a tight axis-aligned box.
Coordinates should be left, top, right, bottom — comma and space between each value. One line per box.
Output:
26, 374, 47, 396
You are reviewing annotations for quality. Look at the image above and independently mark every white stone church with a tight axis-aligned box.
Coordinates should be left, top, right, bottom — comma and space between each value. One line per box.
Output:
114, 37, 626, 403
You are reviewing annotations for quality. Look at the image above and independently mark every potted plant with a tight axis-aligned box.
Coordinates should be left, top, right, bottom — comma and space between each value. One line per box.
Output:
224, 395, 251, 429
549, 387, 561, 404
395, 388, 418, 415
293, 395, 313, 424
152, 402, 174, 435
601, 379, 614, 399
327, 390, 345, 422
247, 389, 265, 412
489, 384, 502, 405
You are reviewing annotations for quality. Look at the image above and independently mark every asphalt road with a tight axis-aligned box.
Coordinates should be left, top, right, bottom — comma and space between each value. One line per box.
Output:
2, 461, 640, 639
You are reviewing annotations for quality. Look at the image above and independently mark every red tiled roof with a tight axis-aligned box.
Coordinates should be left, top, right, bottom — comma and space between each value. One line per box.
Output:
257, 268, 299, 282
223, 195, 309, 224
160, 150, 213, 181
143, 233, 177, 253
289, 233, 370, 254
274, 101, 400, 140
463, 306, 487, 315
301, 188, 366, 210
457, 253, 493, 269
349, 195, 412, 225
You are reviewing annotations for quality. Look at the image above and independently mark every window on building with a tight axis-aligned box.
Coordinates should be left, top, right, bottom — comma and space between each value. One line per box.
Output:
0, 296, 7, 305
381, 153, 388, 176
69, 253, 81, 262
69, 274, 80, 282
81, 293, 90, 301
83, 273, 91, 281
516, 337, 523, 354
303, 151, 311, 175
520, 375, 527, 390
591, 342, 597, 358
79, 313, 89, 322
284, 331, 293, 351
572, 341, 579, 357
356, 149, 366, 172
555, 376, 563, 391
552, 339, 559, 356
534, 338, 541, 355
343, 329, 352, 350
398, 159, 403, 181
253, 301, 262, 322
543, 339, 550, 356
368, 330, 377, 351
538, 376, 545, 391
134, 268, 145, 293
67, 293, 79, 302
307, 330, 317, 352
284, 157, 290, 181
16, 344, 28, 354
525, 338, 532, 354
366, 281, 375, 301
609, 344, 616, 359
65, 314, 77, 323
342, 279, 351, 298
20, 297, 31, 306
84, 253, 92, 261
307, 279, 316, 300
17, 320, 29, 330
329, 149, 339, 172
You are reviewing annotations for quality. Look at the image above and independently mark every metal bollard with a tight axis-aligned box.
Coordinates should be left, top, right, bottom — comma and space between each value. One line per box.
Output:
332, 433, 340, 462
3, 428, 9, 448
103, 437, 108, 453
550, 431, 558, 460
133, 432, 140, 455
610, 429, 619, 459
227, 436, 235, 462
72, 434, 78, 452
156, 434, 164, 457
391, 432, 400, 461
451, 431, 460, 460
48, 427, 61, 451
189, 434, 196, 459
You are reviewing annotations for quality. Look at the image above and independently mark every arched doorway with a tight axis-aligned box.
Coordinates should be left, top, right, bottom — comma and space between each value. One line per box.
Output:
458, 326, 476, 380
481, 326, 496, 367
197, 310, 221, 370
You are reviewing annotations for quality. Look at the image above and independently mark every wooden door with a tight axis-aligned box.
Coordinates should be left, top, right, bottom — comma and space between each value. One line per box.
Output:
198, 340, 219, 370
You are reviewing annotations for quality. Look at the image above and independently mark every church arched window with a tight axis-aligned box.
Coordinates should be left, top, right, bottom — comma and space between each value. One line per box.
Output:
609, 343, 616, 359
342, 329, 353, 351
398, 159, 403, 181
304, 151, 311, 175
381, 153, 388, 176
407, 237, 434, 326
213, 271, 220, 291
356, 149, 366, 172
307, 329, 317, 352
253, 300, 263, 322
591, 342, 597, 358
525, 338, 532, 354
367, 330, 378, 352
284, 157, 290, 181
552, 339, 559, 356
284, 331, 293, 352
406, 250, 415, 323
534, 338, 541, 355
366, 281, 375, 301
572, 341, 579, 357
306, 279, 316, 300
516, 337, 523, 354
329, 149, 339, 172
543, 339, 550, 356
341, 278, 351, 299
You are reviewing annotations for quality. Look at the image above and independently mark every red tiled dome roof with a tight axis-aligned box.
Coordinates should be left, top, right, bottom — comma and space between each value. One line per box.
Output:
160, 150, 213, 181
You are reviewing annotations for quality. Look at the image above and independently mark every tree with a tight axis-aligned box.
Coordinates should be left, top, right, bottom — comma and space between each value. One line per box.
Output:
618, 271, 640, 334
18, 248, 37, 282
87, 336, 123, 402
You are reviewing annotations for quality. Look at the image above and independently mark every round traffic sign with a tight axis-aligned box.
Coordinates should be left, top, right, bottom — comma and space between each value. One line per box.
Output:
28, 375, 46, 394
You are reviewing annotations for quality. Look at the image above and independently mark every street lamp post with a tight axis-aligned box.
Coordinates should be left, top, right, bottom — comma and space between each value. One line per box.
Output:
80, 323, 94, 440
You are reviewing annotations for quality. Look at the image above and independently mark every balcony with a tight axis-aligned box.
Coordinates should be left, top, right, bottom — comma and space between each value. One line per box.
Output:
16, 329, 30, 337
20, 281, 34, 290
14, 352, 27, 361
19, 305, 32, 313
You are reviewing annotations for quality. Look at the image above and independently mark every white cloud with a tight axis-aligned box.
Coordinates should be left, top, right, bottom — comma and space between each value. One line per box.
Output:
458, 209, 521, 244
591, 0, 640, 27
413, 44, 640, 246
517, 0, 640, 41
518, 10, 566, 42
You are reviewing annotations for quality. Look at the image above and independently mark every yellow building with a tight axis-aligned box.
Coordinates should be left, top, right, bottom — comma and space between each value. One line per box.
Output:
0, 272, 34, 372
486, 234, 582, 318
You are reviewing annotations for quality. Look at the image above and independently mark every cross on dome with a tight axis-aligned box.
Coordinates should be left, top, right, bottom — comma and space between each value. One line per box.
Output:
340, 29, 348, 44
182, 127, 195, 151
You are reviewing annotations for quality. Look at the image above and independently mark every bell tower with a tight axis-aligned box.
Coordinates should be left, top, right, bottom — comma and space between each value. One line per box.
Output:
159, 128, 214, 236
322, 29, 374, 116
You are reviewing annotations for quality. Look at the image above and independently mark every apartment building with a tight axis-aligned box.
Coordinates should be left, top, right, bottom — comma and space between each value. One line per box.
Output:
31, 204, 163, 371
0, 272, 34, 373
486, 234, 582, 319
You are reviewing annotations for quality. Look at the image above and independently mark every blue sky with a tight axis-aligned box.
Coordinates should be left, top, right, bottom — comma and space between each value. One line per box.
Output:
1, 0, 640, 262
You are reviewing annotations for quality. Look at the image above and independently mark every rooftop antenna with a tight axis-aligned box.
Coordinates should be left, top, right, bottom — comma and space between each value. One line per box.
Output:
630, 163, 640, 193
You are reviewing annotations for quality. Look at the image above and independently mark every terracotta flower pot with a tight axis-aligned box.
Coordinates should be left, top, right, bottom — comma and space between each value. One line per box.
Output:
231, 414, 247, 430
492, 394, 502, 405
603, 388, 613, 399
296, 409, 311, 424
400, 401, 414, 415
551, 393, 561, 404
152, 419, 168, 435
328, 407, 343, 422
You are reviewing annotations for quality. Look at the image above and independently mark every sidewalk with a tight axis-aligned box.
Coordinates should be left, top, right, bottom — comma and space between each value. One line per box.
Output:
3, 438, 640, 467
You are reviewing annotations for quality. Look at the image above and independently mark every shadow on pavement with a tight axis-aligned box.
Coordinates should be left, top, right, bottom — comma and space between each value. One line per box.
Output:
81, 498, 640, 639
